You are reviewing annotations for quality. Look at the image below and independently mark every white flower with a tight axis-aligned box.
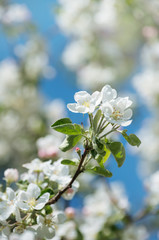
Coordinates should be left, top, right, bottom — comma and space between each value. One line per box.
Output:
44, 159, 71, 188
101, 84, 117, 102
0, 188, 21, 222
62, 181, 80, 200
23, 158, 52, 173
4, 168, 19, 183
101, 97, 133, 126
36, 135, 60, 159
67, 91, 101, 114
18, 183, 50, 211
36, 215, 55, 239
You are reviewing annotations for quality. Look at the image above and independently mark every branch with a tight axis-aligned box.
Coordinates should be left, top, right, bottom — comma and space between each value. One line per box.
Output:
46, 144, 90, 205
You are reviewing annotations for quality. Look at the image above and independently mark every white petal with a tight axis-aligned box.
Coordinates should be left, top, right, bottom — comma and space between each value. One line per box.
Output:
21, 231, 35, 240
75, 105, 88, 113
101, 85, 117, 102
91, 91, 102, 106
125, 97, 133, 108
6, 188, 15, 201
123, 109, 133, 119
27, 183, 40, 199
101, 102, 113, 116
0, 203, 14, 220
74, 91, 90, 103
121, 120, 132, 127
18, 201, 30, 211
37, 215, 44, 225
18, 191, 28, 201
67, 103, 79, 113
35, 193, 50, 210
15, 207, 22, 222
117, 97, 132, 110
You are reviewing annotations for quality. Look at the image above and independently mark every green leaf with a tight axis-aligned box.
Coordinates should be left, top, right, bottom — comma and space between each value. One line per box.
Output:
95, 154, 105, 168
91, 144, 111, 168
86, 166, 112, 177
40, 188, 54, 196
93, 138, 105, 154
51, 118, 72, 127
93, 109, 102, 132
60, 135, 82, 152
52, 123, 84, 135
122, 130, 141, 147
45, 205, 53, 215
61, 159, 77, 166
108, 142, 126, 167
103, 145, 111, 163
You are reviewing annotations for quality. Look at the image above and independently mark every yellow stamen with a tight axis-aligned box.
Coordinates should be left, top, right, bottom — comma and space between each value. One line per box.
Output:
82, 101, 90, 108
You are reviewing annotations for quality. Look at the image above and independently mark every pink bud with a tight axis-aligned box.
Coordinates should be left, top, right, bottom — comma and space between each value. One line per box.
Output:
66, 188, 74, 194
65, 207, 75, 218
75, 147, 80, 152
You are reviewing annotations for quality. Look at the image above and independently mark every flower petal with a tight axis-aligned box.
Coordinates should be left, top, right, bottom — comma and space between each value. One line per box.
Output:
6, 188, 15, 201
17, 201, 30, 211
0, 202, 14, 220
91, 91, 102, 106
101, 85, 117, 102
74, 91, 90, 103
121, 120, 132, 127
123, 108, 133, 119
27, 183, 40, 199
67, 103, 79, 113
101, 102, 113, 117
35, 193, 50, 210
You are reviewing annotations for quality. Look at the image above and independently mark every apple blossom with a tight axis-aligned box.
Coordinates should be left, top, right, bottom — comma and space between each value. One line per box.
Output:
36, 215, 55, 239
101, 96, 133, 126
17, 183, 50, 211
67, 91, 101, 114
0, 188, 21, 222
4, 168, 19, 183
23, 158, 52, 174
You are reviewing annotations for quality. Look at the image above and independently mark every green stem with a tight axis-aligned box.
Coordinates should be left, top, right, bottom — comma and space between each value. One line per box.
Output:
89, 113, 93, 128
96, 114, 105, 133
99, 125, 119, 139
98, 122, 110, 134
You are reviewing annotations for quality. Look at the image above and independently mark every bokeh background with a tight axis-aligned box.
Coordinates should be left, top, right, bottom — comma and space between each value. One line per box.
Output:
1, 0, 159, 239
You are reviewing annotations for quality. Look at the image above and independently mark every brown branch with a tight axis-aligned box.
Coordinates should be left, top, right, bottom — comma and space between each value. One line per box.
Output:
46, 144, 90, 205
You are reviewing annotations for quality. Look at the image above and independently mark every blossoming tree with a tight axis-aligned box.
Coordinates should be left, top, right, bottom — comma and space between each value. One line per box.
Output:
0, 85, 146, 240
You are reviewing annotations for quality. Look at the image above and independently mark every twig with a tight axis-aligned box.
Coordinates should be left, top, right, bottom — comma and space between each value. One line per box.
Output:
46, 144, 90, 205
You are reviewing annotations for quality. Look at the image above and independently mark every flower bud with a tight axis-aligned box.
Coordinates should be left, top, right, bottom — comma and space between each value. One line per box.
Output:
75, 147, 81, 158
4, 168, 19, 183
65, 207, 75, 219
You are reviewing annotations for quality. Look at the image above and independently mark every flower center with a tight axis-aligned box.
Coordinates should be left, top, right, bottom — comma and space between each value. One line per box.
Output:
82, 101, 90, 108
111, 107, 123, 120
28, 198, 36, 207
45, 218, 52, 226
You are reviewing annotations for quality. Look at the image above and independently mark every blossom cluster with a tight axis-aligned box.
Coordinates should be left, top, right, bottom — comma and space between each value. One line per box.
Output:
67, 85, 133, 127
0, 158, 79, 239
